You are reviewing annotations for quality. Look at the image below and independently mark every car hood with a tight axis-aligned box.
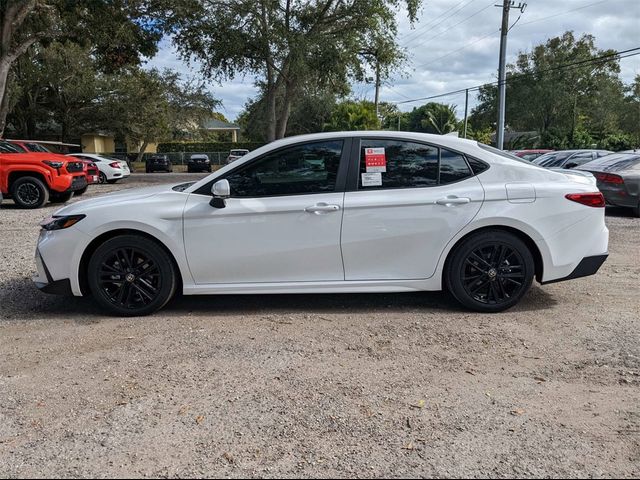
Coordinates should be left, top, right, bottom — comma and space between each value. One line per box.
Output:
54, 184, 177, 215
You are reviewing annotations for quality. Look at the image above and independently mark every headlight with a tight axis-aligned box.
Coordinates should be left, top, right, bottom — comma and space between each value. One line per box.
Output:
40, 215, 86, 231
42, 160, 65, 168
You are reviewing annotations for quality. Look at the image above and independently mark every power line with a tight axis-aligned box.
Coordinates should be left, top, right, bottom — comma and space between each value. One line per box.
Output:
400, 0, 478, 45
393, 48, 640, 106
403, 1, 495, 50
516, 0, 609, 27
413, 28, 500, 70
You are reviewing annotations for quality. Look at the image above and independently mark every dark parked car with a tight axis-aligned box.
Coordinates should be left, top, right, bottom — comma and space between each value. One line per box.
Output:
187, 154, 211, 173
576, 153, 640, 217
511, 149, 554, 161
145, 154, 173, 173
533, 149, 613, 169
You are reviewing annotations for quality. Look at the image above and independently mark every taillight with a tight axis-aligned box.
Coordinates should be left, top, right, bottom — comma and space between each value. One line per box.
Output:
594, 172, 624, 184
565, 193, 605, 208
109, 162, 121, 168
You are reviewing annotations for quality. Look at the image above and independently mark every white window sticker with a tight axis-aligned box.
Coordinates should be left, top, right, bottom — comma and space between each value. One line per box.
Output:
361, 172, 382, 187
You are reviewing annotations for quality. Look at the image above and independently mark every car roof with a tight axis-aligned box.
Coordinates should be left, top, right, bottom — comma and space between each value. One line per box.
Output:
577, 152, 640, 171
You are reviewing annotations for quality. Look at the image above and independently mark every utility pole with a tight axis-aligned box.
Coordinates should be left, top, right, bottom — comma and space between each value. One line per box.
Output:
496, 0, 526, 149
463, 88, 469, 139
374, 57, 381, 119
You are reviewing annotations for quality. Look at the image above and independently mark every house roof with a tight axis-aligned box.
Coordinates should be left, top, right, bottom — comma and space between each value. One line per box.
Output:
202, 119, 240, 130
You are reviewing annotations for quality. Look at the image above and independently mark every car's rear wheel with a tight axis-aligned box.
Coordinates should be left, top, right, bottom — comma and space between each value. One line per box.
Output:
50, 191, 74, 203
99, 172, 107, 184
11, 176, 49, 208
632, 202, 640, 218
445, 230, 534, 313
88, 235, 177, 316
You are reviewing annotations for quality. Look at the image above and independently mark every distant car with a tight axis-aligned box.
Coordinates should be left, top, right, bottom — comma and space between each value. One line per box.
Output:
512, 149, 554, 162
226, 149, 249, 164
533, 149, 613, 169
187, 154, 211, 173
68, 153, 130, 184
145, 154, 173, 173
576, 152, 640, 217
0, 140, 87, 208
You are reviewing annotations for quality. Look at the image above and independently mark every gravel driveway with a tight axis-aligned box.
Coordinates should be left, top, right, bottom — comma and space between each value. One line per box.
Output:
1, 174, 639, 478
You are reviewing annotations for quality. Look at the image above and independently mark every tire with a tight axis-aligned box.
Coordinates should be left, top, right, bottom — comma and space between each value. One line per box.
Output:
99, 172, 107, 184
10, 176, 49, 209
445, 230, 535, 313
632, 202, 640, 218
74, 185, 88, 196
50, 191, 74, 203
87, 234, 178, 316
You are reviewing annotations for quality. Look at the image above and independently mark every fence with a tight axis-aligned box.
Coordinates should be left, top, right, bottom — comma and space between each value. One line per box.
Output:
105, 151, 233, 166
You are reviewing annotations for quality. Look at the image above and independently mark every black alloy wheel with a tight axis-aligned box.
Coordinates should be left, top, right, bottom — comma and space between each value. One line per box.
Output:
11, 176, 49, 208
446, 230, 534, 312
88, 235, 177, 316
99, 172, 107, 184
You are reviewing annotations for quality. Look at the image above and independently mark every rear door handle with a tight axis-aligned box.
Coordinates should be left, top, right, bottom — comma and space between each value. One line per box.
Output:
305, 203, 341, 214
435, 196, 471, 206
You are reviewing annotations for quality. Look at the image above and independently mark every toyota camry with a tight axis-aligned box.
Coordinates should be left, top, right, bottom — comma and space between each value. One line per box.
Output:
34, 132, 609, 316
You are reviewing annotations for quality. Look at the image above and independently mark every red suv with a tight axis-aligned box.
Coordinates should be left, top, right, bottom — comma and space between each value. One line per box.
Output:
0, 140, 87, 208
8, 140, 98, 194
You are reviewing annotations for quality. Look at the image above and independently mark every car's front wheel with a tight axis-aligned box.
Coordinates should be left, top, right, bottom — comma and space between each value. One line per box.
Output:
11, 176, 49, 208
88, 235, 178, 316
445, 230, 534, 313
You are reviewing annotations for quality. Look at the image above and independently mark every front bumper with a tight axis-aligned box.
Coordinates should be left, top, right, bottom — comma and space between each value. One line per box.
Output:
66, 175, 88, 192
33, 248, 73, 295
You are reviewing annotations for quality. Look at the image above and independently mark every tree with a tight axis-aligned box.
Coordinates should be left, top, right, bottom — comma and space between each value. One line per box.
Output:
167, 0, 421, 142
405, 102, 458, 134
470, 32, 627, 148
325, 100, 379, 131
0, 0, 163, 136
102, 68, 219, 161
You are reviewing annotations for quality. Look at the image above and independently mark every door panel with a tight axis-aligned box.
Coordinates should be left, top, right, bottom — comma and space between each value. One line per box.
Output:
183, 193, 345, 284
341, 137, 485, 281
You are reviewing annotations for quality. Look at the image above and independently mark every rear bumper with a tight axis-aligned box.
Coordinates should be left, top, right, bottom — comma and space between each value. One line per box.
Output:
541, 254, 608, 285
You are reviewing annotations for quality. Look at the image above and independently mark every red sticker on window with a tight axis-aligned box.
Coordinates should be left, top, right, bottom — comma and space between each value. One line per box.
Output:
365, 147, 386, 172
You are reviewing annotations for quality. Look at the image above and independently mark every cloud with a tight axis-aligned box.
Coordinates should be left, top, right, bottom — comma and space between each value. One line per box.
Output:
145, 0, 640, 121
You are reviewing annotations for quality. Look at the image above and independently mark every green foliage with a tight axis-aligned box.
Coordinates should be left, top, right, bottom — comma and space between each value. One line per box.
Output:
598, 133, 634, 151
164, 0, 422, 140
405, 102, 458, 134
325, 100, 380, 131
157, 141, 265, 153
469, 31, 637, 150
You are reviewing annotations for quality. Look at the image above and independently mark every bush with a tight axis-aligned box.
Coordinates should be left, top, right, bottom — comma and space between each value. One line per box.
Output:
157, 141, 265, 153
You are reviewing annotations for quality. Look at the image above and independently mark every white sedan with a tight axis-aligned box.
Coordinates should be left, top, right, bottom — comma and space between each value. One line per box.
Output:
37, 132, 608, 316
67, 153, 130, 184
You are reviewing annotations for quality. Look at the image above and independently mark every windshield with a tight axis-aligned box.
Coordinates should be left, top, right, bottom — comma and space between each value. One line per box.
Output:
26, 143, 51, 152
0, 140, 23, 153
230, 150, 248, 156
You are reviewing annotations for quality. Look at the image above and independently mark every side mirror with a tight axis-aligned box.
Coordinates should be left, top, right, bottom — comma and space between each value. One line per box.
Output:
210, 179, 230, 208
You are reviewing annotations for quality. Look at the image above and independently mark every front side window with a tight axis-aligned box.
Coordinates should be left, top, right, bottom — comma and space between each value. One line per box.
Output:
225, 140, 343, 197
26, 143, 50, 152
358, 140, 473, 189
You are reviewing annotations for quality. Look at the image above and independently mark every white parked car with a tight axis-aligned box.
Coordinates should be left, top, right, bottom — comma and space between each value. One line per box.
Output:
37, 132, 608, 316
226, 148, 249, 164
67, 153, 130, 184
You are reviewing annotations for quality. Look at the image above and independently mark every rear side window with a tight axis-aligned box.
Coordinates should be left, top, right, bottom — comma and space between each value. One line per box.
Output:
358, 140, 473, 189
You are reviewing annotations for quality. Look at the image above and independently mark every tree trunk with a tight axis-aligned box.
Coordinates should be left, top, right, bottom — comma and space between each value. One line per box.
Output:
136, 140, 148, 162
0, 58, 11, 137
276, 90, 292, 139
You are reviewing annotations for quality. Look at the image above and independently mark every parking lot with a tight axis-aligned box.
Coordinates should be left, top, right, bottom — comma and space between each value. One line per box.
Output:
0, 173, 638, 478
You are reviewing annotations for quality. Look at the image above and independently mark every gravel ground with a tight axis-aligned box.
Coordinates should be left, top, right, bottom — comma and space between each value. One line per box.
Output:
0, 174, 639, 478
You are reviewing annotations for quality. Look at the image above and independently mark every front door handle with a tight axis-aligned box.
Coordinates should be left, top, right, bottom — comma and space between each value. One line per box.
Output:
305, 203, 341, 214
435, 196, 471, 206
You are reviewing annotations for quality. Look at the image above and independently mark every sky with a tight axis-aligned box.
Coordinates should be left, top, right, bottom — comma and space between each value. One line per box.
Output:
145, 0, 640, 122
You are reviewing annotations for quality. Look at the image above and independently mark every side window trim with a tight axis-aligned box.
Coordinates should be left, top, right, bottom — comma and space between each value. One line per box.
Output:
194, 137, 352, 197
